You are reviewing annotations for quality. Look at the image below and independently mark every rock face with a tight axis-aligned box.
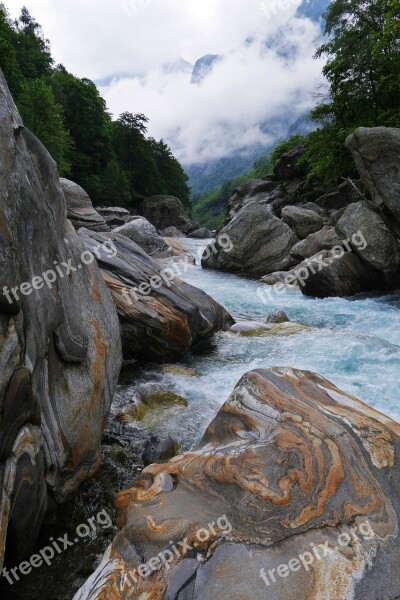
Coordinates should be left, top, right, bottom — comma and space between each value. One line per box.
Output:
202, 202, 297, 277
113, 218, 175, 258
74, 368, 400, 600
0, 70, 122, 566
290, 226, 342, 260
78, 229, 234, 362
346, 127, 400, 228
60, 178, 109, 232
137, 195, 194, 234
337, 201, 400, 272
281, 205, 323, 239
187, 227, 213, 239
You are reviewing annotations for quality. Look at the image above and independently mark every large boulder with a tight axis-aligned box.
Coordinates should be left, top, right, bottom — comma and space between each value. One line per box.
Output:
187, 227, 213, 239
314, 179, 364, 211
346, 127, 400, 227
336, 201, 400, 273
290, 226, 343, 260
273, 143, 305, 180
78, 229, 234, 362
74, 368, 400, 600
0, 70, 122, 566
113, 217, 174, 258
60, 178, 109, 232
302, 252, 388, 298
202, 202, 298, 277
96, 207, 135, 228
138, 195, 194, 234
281, 205, 324, 239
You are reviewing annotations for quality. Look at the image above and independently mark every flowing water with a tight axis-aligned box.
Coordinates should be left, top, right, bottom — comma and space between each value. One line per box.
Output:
128, 238, 400, 452
2, 238, 399, 600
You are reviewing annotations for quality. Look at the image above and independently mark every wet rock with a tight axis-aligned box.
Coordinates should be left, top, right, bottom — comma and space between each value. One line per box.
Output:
264, 310, 290, 323
141, 435, 180, 466
160, 365, 200, 377
78, 229, 234, 362
281, 205, 323, 240
202, 202, 298, 277
0, 70, 122, 566
117, 384, 188, 422
290, 226, 343, 260
302, 252, 388, 298
74, 367, 400, 600
229, 321, 309, 336
60, 178, 109, 232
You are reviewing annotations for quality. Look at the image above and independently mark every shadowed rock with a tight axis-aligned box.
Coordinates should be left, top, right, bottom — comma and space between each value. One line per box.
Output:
78, 229, 234, 362
74, 368, 400, 599
281, 205, 323, 240
0, 70, 122, 566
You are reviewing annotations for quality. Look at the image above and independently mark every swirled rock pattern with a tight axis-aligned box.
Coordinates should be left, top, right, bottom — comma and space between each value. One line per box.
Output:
0, 70, 122, 566
74, 368, 400, 600
78, 229, 234, 362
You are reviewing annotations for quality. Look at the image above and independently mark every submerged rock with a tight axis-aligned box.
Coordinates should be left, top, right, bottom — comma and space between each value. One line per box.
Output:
74, 368, 400, 599
229, 321, 309, 336
264, 310, 290, 323
0, 69, 122, 565
117, 383, 188, 422
78, 229, 234, 362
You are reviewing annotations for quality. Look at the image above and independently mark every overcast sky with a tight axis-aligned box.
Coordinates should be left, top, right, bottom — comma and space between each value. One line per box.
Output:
5, 0, 325, 165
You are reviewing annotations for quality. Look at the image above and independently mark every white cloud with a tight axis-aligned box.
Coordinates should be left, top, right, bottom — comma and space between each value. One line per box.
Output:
5, 0, 325, 165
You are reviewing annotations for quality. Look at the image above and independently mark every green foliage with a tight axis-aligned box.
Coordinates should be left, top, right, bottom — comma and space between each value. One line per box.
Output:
0, 4, 190, 209
274, 0, 400, 186
17, 78, 72, 175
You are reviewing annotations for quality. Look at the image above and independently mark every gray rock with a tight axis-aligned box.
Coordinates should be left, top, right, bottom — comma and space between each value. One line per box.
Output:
346, 127, 400, 227
60, 178, 109, 232
281, 205, 323, 240
162, 226, 185, 237
290, 226, 343, 260
302, 252, 388, 298
336, 201, 400, 272
78, 229, 234, 362
113, 218, 173, 258
96, 207, 134, 228
0, 70, 122, 566
139, 195, 194, 234
202, 202, 298, 277
265, 310, 290, 323
74, 367, 400, 600
314, 179, 364, 211
187, 227, 213, 239
273, 143, 305, 180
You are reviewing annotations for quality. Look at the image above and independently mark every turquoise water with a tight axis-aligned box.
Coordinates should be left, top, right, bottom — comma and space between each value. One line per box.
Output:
121, 239, 400, 451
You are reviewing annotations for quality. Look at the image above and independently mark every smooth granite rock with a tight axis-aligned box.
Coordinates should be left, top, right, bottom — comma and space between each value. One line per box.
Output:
113, 218, 174, 258
346, 127, 400, 227
74, 368, 400, 600
60, 178, 109, 232
78, 229, 234, 362
0, 70, 122, 566
202, 202, 298, 277
281, 205, 324, 240
290, 226, 343, 260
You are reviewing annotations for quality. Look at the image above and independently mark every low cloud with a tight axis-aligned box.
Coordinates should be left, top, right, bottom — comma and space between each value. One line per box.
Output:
6, 0, 326, 165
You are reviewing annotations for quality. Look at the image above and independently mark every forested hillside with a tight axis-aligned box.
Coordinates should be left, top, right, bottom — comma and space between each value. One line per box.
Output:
0, 4, 191, 209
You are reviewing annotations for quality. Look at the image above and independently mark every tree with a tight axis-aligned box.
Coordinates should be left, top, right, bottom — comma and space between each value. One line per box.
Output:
17, 78, 72, 175
0, 5, 23, 94
150, 139, 191, 209
14, 7, 53, 80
